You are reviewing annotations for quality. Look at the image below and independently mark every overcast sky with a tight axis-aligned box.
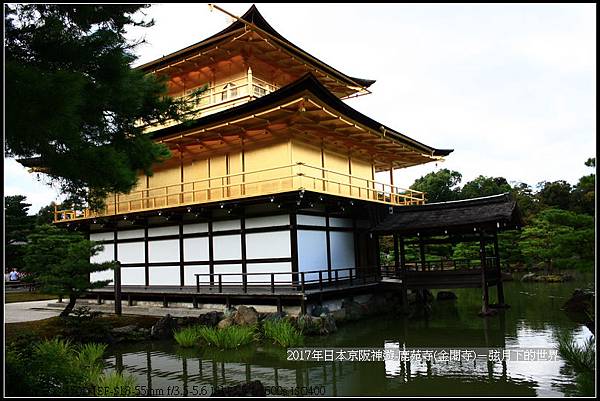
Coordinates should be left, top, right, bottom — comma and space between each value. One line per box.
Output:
4, 3, 596, 214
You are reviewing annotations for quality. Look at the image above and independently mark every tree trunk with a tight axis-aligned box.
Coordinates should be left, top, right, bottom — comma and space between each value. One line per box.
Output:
60, 293, 77, 317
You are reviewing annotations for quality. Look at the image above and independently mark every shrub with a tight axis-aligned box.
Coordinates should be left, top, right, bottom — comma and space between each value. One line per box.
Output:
557, 332, 595, 396
262, 319, 304, 347
197, 325, 257, 349
173, 326, 202, 347
94, 371, 137, 397
6, 338, 107, 396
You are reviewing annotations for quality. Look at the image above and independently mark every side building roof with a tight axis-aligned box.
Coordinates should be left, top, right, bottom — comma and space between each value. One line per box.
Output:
371, 193, 523, 235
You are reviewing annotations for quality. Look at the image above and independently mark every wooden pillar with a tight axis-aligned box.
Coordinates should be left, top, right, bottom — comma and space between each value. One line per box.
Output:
493, 230, 506, 306
393, 233, 400, 272
418, 235, 426, 271
399, 236, 408, 313
479, 230, 490, 315
114, 261, 122, 316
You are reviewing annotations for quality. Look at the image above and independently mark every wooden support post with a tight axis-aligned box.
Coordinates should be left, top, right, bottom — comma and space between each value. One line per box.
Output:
277, 297, 283, 314
193, 296, 198, 309
399, 236, 408, 313
479, 230, 491, 316
114, 261, 122, 316
419, 236, 426, 272
300, 297, 306, 315
493, 230, 507, 307
97, 294, 102, 304
128, 294, 133, 306
393, 233, 400, 274
163, 295, 168, 308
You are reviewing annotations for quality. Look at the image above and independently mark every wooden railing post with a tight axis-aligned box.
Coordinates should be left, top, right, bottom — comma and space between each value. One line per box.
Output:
319, 271, 323, 290
196, 275, 200, 293
301, 272, 305, 293
218, 274, 223, 293
271, 273, 275, 294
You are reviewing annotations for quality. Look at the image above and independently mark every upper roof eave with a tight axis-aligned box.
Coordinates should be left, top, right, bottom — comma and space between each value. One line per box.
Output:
149, 72, 452, 159
136, 5, 376, 91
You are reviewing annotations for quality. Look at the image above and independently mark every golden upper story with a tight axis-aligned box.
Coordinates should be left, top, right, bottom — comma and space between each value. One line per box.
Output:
53, 5, 452, 223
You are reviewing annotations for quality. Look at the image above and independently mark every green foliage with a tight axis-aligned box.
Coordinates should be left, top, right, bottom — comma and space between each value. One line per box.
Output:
5, 195, 36, 271
557, 332, 595, 396
63, 306, 111, 343
94, 371, 137, 397
460, 175, 512, 199
6, 338, 107, 396
519, 208, 594, 271
262, 319, 304, 347
5, 5, 205, 209
536, 180, 573, 210
410, 168, 462, 203
23, 224, 117, 316
197, 325, 257, 349
173, 326, 202, 347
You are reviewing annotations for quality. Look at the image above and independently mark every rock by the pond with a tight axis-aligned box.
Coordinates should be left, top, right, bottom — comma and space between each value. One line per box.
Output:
501, 272, 513, 281
563, 289, 594, 313
211, 380, 265, 397
233, 305, 259, 326
331, 308, 346, 323
311, 304, 330, 317
150, 314, 177, 339
436, 291, 457, 301
198, 311, 224, 327
217, 317, 234, 330
319, 312, 337, 334
342, 300, 364, 321
562, 289, 595, 334
521, 273, 537, 282
110, 324, 139, 335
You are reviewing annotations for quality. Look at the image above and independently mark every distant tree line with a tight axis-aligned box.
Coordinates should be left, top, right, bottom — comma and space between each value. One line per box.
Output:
379, 157, 595, 271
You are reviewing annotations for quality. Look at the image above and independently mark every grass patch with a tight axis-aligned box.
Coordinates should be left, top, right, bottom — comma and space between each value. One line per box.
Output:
197, 325, 257, 349
173, 326, 202, 347
94, 371, 137, 397
262, 319, 304, 347
5, 292, 58, 303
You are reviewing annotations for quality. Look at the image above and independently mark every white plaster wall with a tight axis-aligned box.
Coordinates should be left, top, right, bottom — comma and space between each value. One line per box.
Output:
246, 262, 292, 283
149, 266, 180, 286
182, 222, 208, 234
148, 239, 179, 263
118, 229, 144, 239
329, 217, 353, 228
245, 214, 289, 229
297, 214, 326, 226
90, 269, 114, 284
117, 242, 145, 264
91, 243, 114, 264
213, 264, 242, 283
297, 230, 328, 281
183, 237, 209, 261
148, 225, 179, 237
90, 232, 114, 241
213, 219, 240, 231
121, 266, 146, 285
213, 235, 241, 260
246, 231, 290, 259
330, 231, 355, 278
184, 265, 210, 285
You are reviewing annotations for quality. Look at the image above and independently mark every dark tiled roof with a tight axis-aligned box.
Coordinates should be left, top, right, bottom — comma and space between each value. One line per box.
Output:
372, 193, 522, 235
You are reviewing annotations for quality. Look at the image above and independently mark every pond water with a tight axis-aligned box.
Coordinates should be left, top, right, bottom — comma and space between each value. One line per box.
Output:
104, 271, 594, 397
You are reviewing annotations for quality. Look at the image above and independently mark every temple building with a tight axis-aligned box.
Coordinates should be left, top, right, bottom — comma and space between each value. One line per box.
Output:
41, 5, 518, 314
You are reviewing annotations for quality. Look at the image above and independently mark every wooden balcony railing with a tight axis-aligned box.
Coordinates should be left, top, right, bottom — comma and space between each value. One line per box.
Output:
143, 73, 278, 133
53, 162, 426, 222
